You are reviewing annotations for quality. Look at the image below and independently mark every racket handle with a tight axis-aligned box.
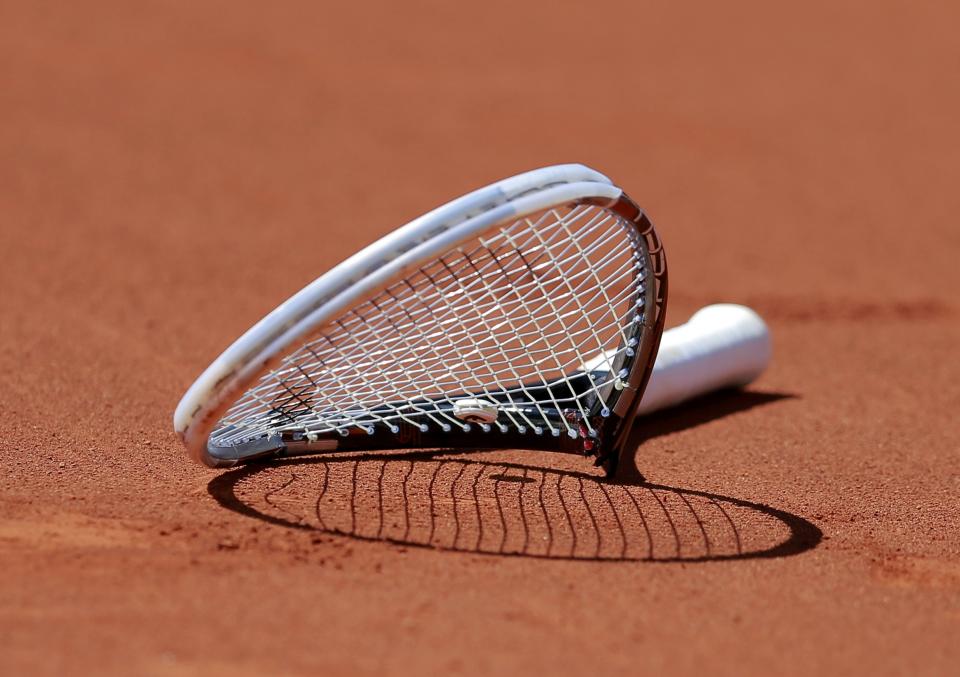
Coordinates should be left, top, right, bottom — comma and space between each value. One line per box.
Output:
636, 304, 771, 416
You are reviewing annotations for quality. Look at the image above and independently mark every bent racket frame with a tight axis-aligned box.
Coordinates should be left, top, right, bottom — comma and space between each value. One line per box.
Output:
174, 164, 667, 476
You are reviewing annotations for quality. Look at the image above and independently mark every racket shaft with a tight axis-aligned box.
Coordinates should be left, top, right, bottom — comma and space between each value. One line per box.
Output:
636, 304, 771, 415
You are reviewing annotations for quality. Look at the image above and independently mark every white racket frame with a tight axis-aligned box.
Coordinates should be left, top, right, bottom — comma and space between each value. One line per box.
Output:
174, 164, 655, 467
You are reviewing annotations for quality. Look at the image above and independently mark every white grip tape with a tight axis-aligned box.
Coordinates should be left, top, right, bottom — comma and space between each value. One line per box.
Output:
635, 304, 771, 416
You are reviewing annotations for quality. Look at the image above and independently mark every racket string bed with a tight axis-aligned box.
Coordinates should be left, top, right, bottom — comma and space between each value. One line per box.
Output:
263, 213, 641, 381
211, 204, 647, 450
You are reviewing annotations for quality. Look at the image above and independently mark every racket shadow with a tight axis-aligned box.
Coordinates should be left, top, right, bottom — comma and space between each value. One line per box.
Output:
207, 390, 817, 563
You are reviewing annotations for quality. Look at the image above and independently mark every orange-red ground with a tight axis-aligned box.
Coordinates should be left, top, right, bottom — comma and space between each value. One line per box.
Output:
2, 1, 958, 674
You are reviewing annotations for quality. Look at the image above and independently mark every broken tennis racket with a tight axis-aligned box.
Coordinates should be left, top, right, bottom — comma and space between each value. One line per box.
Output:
174, 164, 768, 476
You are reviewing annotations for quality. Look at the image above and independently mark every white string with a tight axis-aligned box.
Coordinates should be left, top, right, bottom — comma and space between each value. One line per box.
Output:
211, 204, 646, 447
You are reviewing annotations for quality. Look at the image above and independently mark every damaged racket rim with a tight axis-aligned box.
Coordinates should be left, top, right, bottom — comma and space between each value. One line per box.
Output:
174, 165, 667, 476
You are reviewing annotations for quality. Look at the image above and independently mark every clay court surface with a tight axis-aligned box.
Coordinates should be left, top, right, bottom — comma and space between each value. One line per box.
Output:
2, 1, 958, 674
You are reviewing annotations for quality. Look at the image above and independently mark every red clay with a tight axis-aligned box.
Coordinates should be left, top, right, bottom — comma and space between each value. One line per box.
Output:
2, 1, 958, 675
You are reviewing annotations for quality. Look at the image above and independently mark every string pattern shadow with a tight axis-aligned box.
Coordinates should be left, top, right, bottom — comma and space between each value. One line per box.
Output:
209, 450, 821, 563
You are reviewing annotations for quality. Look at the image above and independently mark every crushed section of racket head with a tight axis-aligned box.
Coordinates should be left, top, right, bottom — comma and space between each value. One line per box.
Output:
174, 163, 667, 476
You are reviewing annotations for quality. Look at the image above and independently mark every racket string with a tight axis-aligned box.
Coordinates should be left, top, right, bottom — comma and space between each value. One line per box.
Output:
288, 245, 643, 383
276, 269, 642, 416
212, 204, 647, 447
234, 223, 644, 404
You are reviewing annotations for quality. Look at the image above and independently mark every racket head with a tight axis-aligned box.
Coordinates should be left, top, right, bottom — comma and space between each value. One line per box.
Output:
174, 164, 667, 475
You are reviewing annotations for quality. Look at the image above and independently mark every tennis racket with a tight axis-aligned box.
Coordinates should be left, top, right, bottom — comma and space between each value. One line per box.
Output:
174, 164, 767, 476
